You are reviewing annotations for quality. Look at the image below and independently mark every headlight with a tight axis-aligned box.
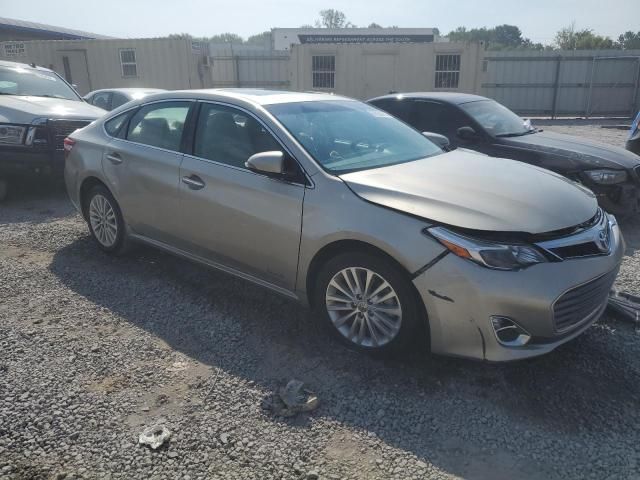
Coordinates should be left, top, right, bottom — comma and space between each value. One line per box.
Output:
0, 124, 26, 145
427, 226, 548, 271
583, 169, 627, 185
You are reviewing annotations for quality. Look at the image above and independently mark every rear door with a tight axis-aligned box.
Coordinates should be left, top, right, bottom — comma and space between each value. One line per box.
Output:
102, 100, 192, 243
178, 102, 305, 290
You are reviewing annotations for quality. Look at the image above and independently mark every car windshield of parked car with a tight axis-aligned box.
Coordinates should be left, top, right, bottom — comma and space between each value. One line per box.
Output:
460, 99, 535, 137
267, 100, 442, 174
0, 66, 80, 101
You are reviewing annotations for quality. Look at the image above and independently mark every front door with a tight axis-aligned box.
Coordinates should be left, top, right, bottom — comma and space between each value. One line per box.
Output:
102, 101, 192, 243
179, 102, 305, 290
55, 50, 91, 94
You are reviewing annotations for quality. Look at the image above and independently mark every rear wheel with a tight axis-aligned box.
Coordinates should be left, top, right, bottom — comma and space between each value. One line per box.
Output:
314, 252, 422, 354
85, 185, 128, 254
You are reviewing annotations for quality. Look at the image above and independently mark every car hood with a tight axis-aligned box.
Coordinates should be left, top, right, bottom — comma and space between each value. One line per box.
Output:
503, 130, 640, 169
340, 150, 598, 234
0, 96, 105, 124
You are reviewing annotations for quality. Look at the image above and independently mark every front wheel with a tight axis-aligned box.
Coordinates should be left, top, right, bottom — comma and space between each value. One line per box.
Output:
86, 185, 128, 254
314, 252, 423, 354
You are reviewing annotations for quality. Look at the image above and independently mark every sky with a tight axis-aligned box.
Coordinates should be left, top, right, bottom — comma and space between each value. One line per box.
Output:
3, 0, 639, 44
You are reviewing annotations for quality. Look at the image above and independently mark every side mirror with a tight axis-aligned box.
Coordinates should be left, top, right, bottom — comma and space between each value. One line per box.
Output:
457, 126, 478, 141
245, 151, 285, 176
422, 132, 450, 150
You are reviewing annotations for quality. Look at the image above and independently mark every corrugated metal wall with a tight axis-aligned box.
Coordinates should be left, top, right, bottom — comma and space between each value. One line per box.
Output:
207, 44, 289, 89
481, 50, 640, 117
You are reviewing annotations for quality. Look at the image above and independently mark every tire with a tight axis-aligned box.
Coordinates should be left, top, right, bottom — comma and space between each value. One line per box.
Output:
313, 251, 423, 354
85, 185, 129, 255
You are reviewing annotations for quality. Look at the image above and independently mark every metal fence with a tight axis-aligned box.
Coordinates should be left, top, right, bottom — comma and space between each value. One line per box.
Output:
207, 44, 290, 89
481, 50, 640, 118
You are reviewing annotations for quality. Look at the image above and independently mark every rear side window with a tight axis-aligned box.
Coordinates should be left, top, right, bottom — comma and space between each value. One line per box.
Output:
91, 92, 111, 110
370, 98, 412, 123
126, 102, 190, 152
104, 112, 130, 137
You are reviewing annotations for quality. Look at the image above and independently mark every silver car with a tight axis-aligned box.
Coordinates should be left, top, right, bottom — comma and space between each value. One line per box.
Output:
84, 88, 166, 111
64, 89, 624, 361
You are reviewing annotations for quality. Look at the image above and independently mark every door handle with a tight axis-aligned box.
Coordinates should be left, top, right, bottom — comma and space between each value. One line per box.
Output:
106, 152, 122, 164
182, 175, 205, 190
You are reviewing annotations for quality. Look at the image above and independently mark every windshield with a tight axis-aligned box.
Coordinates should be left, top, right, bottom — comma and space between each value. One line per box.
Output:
267, 100, 442, 174
0, 66, 80, 101
460, 99, 534, 137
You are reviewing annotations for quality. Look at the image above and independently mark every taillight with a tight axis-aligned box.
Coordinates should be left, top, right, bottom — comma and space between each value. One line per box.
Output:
63, 137, 76, 159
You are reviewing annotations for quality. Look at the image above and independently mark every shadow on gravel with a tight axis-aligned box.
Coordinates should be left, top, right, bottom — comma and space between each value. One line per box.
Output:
49, 236, 640, 479
0, 177, 72, 224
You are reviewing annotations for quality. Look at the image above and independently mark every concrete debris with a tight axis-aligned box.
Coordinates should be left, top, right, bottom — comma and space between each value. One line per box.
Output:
608, 289, 640, 330
265, 379, 319, 417
138, 424, 171, 450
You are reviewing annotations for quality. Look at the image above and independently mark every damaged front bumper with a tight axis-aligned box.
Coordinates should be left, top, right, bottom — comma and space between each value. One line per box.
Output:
593, 182, 640, 217
412, 218, 625, 361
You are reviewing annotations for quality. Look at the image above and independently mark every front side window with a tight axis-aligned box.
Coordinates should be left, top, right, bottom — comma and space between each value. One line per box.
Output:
410, 101, 467, 135
435, 54, 460, 89
194, 103, 282, 169
126, 102, 190, 151
312, 55, 335, 89
268, 100, 442, 174
120, 49, 138, 78
460, 100, 533, 137
0, 65, 80, 100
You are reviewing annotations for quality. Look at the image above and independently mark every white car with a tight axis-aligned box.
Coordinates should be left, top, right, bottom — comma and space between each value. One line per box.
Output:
84, 88, 166, 111
0, 60, 105, 200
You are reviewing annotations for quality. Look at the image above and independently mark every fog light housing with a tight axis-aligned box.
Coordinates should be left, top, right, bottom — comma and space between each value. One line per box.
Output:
490, 316, 531, 347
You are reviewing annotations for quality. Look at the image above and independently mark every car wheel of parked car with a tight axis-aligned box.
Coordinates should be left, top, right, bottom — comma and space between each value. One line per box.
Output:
86, 185, 127, 254
314, 252, 421, 354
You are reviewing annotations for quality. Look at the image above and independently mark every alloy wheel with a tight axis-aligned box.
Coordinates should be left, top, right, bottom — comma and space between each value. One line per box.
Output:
89, 194, 118, 248
325, 267, 403, 347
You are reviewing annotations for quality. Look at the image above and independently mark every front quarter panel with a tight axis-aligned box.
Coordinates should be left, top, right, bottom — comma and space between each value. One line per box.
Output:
297, 174, 446, 297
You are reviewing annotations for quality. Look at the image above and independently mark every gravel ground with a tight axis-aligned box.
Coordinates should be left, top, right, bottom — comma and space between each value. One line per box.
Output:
1, 122, 640, 480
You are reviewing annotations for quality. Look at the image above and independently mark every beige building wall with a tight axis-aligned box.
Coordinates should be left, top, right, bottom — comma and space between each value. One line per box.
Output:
0, 38, 203, 95
289, 42, 485, 99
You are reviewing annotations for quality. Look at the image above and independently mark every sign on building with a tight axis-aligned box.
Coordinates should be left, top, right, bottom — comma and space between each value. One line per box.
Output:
3, 42, 26, 57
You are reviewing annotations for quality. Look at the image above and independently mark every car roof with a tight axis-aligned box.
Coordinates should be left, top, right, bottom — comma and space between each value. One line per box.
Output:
87, 88, 166, 95
0, 59, 55, 73
369, 92, 489, 105
151, 88, 351, 106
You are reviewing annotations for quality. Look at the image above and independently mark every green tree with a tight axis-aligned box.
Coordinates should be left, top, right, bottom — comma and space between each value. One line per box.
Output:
447, 24, 536, 50
246, 31, 271, 46
554, 24, 616, 50
315, 9, 356, 28
616, 31, 640, 50
209, 33, 245, 44
368, 22, 383, 28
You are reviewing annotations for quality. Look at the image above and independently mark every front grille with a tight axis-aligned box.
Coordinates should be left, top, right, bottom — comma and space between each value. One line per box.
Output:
48, 119, 92, 150
553, 269, 617, 332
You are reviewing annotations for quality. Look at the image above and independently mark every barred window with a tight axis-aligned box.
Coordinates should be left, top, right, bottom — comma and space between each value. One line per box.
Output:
312, 55, 335, 89
435, 54, 460, 89
120, 49, 138, 78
